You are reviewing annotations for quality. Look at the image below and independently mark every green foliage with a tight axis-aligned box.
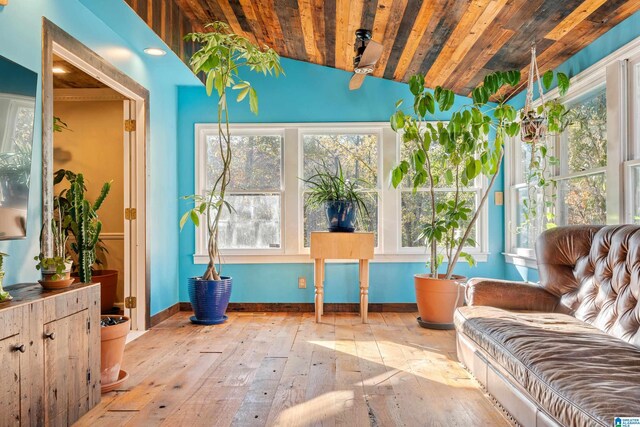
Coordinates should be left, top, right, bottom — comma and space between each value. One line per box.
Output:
0, 252, 7, 272
34, 253, 70, 281
54, 170, 111, 283
53, 116, 71, 133
390, 70, 521, 278
300, 161, 371, 224
0, 252, 9, 301
182, 22, 283, 281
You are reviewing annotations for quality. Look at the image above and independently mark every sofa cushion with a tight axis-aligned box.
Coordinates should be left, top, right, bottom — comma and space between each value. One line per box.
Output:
455, 306, 640, 427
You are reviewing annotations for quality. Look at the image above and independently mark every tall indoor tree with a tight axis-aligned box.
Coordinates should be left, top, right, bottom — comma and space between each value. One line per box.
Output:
181, 22, 283, 283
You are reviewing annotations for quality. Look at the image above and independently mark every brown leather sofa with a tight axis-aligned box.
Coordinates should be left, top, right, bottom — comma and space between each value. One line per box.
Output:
455, 225, 640, 427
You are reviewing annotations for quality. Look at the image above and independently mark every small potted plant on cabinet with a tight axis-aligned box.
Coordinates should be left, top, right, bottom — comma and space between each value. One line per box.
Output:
35, 202, 73, 289
301, 161, 370, 232
390, 71, 521, 329
180, 22, 282, 325
0, 252, 11, 301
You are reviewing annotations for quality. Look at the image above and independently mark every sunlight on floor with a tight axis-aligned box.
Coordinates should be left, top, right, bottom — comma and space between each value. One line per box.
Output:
309, 339, 475, 389
272, 390, 355, 427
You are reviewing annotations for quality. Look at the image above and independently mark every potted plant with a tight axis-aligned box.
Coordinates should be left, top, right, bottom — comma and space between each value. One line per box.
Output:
390, 71, 522, 329
180, 22, 283, 325
0, 252, 11, 301
301, 161, 370, 232
100, 314, 130, 393
35, 201, 74, 289
53, 170, 114, 310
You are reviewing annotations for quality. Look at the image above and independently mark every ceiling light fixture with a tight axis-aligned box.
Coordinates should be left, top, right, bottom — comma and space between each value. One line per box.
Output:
144, 48, 166, 56
52, 66, 68, 74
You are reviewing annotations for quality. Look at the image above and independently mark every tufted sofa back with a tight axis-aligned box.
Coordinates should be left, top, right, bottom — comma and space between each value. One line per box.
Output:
536, 225, 640, 347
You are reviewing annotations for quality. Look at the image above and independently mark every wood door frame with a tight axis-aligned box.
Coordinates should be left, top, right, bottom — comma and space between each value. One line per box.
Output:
42, 18, 151, 330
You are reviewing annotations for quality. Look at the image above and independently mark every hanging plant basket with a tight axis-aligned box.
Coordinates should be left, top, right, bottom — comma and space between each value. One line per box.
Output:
520, 110, 546, 142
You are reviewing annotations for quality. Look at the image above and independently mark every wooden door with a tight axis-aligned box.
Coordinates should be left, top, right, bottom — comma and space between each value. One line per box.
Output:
0, 334, 22, 426
44, 309, 90, 426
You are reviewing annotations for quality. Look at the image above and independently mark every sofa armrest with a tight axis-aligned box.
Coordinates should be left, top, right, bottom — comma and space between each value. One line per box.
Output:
465, 278, 560, 312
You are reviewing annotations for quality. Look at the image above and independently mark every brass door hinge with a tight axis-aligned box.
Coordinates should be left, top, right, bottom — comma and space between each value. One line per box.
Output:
124, 119, 136, 132
125, 208, 137, 220
125, 296, 137, 309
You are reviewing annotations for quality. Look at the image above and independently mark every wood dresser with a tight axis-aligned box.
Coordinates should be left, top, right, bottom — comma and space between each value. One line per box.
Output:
0, 282, 100, 426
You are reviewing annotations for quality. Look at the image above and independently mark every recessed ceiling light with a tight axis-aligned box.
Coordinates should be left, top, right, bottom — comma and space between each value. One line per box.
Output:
52, 66, 68, 74
144, 48, 166, 56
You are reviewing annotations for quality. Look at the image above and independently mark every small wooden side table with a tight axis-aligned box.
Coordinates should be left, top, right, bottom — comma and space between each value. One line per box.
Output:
310, 231, 375, 323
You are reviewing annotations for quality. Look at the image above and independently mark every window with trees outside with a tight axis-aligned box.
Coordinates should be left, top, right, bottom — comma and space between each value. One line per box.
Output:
555, 87, 607, 227
194, 123, 489, 262
197, 128, 283, 251
301, 131, 379, 248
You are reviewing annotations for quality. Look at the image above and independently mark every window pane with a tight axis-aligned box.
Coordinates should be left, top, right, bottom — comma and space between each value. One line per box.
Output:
631, 166, 640, 224
557, 174, 606, 226
514, 137, 533, 184
218, 193, 281, 249
206, 134, 281, 191
401, 191, 477, 248
564, 89, 607, 174
513, 187, 541, 249
302, 133, 378, 187
303, 192, 378, 247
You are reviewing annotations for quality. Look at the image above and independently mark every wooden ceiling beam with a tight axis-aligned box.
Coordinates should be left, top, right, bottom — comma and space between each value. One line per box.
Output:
345, 0, 365, 72
426, 0, 508, 87
373, 0, 407, 78
391, 0, 436, 81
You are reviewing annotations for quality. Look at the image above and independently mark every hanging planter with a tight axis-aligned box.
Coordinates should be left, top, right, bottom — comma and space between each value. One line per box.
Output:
517, 43, 571, 234
520, 44, 547, 144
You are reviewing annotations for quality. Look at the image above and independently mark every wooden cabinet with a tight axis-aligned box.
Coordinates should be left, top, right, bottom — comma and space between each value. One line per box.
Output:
0, 283, 100, 426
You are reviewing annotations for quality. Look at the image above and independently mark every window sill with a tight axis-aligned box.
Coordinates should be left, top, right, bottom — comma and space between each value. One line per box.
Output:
193, 252, 489, 265
503, 252, 538, 269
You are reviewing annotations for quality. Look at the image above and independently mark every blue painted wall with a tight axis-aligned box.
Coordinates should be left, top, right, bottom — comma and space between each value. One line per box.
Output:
505, 10, 640, 282
0, 0, 199, 314
177, 58, 508, 303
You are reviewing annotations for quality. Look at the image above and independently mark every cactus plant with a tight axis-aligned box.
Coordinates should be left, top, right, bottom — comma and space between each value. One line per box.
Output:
55, 171, 110, 284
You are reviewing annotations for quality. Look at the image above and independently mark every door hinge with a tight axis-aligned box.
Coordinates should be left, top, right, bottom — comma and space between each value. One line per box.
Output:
125, 208, 137, 220
125, 296, 137, 309
86, 369, 91, 384
124, 119, 136, 132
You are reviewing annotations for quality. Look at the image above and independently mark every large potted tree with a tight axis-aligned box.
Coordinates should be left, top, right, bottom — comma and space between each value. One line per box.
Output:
180, 22, 283, 325
390, 71, 521, 329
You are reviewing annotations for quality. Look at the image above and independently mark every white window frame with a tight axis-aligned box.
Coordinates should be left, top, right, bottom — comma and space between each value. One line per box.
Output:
194, 124, 286, 256
193, 122, 489, 264
394, 127, 489, 256
505, 34, 640, 267
298, 125, 384, 254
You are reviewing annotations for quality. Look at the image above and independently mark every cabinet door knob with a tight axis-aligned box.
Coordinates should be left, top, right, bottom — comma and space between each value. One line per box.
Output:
13, 344, 26, 353
44, 332, 56, 340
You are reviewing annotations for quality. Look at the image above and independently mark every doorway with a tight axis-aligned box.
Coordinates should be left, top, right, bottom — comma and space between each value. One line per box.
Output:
42, 19, 149, 330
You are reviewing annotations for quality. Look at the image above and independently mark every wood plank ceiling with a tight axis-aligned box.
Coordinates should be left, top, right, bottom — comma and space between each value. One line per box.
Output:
125, 0, 640, 96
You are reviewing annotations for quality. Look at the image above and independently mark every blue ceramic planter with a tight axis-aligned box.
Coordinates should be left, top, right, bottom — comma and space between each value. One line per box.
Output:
326, 200, 356, 232
188, 276, 232, 325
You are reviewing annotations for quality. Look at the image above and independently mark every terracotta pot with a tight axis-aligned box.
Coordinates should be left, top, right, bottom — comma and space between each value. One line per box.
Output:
39, 268, 73, 290
74, 270, 119, 313
414, 274, 466, 327
100, 315, 130, 387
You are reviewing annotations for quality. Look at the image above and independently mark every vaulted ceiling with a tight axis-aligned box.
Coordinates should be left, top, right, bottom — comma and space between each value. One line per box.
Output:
124, 0, 640, 96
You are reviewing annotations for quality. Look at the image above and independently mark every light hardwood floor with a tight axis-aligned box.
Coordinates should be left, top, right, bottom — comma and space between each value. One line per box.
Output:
77, 312, 510, 426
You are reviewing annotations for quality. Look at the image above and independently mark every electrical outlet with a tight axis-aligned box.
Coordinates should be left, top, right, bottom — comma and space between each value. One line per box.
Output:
298, 277, 306, 289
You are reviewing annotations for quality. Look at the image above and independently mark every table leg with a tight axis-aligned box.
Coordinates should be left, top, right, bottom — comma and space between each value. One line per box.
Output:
361, 259, 369, 324
358, 260, 364, 318
314, 258, 324, 323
